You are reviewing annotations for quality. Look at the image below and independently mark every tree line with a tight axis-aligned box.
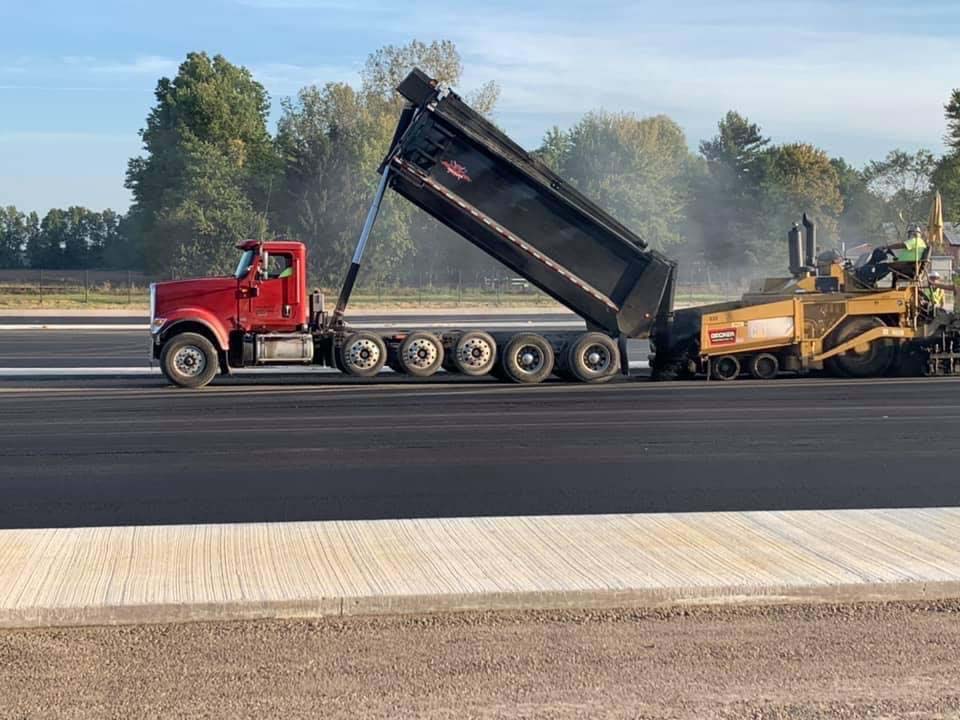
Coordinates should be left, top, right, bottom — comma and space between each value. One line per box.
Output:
0, 206, 140, 270
3, 40, 959, 286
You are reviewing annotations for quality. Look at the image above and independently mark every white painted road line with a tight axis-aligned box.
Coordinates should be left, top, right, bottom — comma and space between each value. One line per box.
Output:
0, 361, 650, 377
0, 321, 587, 331
0, 324, 148, 331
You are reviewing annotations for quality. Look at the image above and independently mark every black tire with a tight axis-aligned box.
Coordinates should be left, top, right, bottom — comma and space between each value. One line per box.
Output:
565, 332, 620, 383
893, 342, 927, 377
500, 333, 554, 384
711, 354, 740, 381
397, 332, 444, 377
823, 316, 895, 378
451, 331, 497, 376
747, 353, 779, 380
160, 332, 219, 388
338, 332, 387, 377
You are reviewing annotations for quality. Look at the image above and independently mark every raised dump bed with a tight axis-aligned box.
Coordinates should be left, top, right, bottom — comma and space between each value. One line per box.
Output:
382, 69, 677, 339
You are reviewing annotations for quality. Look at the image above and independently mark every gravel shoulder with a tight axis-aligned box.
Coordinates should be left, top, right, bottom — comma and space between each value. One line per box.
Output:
3, 600, 959, 719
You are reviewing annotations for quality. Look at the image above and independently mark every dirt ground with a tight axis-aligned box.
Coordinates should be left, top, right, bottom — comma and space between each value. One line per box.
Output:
2, 600, 959, 719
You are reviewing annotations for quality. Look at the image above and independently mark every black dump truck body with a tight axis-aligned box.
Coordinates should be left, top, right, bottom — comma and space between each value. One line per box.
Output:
381, 69, 677, 339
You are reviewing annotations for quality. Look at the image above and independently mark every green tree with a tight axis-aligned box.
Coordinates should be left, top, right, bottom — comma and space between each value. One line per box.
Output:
274, 82, 408, 283
100, 211, 141, 270
534, 126, 572, 172
690, 111, 774, 269
831, 158, 884, 245
358, 39, 501, 285
361, 39, 499, 116
699, 111, 770, 190
155, 142, 267, 277
932, 153, 960, 224
864, 149, 936, 236
60, 206, 96, 268
126, 52, 276, 275
765, 143, 843, 245
945, 88, 960, 153
0, 206, 33, 268
546, 111, 696, 249
928, 89, 960, 229
275, 40, 501, 289
27, 209, 69, 268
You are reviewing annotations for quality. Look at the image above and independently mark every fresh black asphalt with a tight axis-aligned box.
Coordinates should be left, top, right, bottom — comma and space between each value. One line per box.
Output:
0, 374, 956, 529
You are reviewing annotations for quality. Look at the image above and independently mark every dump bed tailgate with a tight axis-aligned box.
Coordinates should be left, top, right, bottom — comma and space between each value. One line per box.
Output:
381, 69, 676, 338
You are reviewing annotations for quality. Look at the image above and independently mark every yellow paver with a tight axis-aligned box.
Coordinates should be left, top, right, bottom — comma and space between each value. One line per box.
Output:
1, 508, 959, 628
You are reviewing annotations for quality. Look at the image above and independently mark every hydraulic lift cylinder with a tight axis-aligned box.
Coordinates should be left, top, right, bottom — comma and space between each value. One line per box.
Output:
332, 167, 391, 325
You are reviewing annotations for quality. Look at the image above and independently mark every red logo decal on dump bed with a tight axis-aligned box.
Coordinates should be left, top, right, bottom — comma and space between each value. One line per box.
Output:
709, 328, 737, 345
441, 160, 471, 182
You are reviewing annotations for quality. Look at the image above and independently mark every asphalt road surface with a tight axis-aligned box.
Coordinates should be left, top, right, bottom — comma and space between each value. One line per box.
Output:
1, 374, 958, 529
3, 601, 958, 719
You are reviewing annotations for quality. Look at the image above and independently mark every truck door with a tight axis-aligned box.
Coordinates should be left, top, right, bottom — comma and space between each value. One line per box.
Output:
241, 251, 302, 332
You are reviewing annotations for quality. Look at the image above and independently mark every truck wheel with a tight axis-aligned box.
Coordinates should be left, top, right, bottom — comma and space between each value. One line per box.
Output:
501, 333, 554, 384
339, 332, 387, 377
747, 353, 779, 380
160, 332, 219, 389
452, 331, 497, 376
565, 332, 620, 383
824, 316, 894, 378
397, 332, 444, 377
711, 354, 740, 381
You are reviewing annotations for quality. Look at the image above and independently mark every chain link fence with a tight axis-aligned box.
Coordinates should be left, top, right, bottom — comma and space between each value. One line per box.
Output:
0, 269, 152, 305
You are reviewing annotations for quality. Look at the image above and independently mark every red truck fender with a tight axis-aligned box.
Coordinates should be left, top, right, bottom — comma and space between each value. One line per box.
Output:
155, 308, 231, 351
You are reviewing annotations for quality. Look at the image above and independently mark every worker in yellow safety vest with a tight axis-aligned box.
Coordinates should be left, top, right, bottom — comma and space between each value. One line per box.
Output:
924, 271, 947, 310
889, 225, 928, 262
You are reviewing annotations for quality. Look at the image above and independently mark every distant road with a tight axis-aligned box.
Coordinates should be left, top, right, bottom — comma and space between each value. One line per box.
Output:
0, 315, 150, 325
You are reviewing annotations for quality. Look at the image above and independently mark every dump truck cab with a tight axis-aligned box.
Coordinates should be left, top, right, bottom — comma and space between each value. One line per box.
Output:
151, 240, 313, 381
232, 240, 310, 333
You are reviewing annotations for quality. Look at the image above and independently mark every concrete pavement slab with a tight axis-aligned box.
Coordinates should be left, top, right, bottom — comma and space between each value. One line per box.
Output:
2, 508, 958, 628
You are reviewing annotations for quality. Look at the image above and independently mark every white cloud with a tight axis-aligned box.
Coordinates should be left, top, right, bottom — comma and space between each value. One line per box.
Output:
89, 56, 179, 75
252, 62, 359, 96
411, 5, 956, 161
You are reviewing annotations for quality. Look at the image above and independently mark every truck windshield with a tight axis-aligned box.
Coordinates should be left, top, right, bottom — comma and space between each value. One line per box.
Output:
234, 250, 255, 278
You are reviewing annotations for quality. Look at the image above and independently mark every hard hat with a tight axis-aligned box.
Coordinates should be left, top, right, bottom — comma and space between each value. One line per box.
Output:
908, 225, 921, 236
928, 271, 942, 281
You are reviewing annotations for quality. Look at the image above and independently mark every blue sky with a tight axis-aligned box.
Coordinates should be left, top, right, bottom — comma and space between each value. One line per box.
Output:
1, 0, 957, 213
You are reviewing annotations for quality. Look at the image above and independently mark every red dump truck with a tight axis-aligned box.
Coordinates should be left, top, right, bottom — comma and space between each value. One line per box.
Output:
150, 69, 678, 388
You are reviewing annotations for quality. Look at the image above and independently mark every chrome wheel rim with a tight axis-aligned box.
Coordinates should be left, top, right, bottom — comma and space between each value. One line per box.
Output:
173, 345, 206, 377
403, 337, 439, 370
514, 344, 545, 374
347, 338, 381, 370
458, 336, 493, 369
581, 343, 611, 374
